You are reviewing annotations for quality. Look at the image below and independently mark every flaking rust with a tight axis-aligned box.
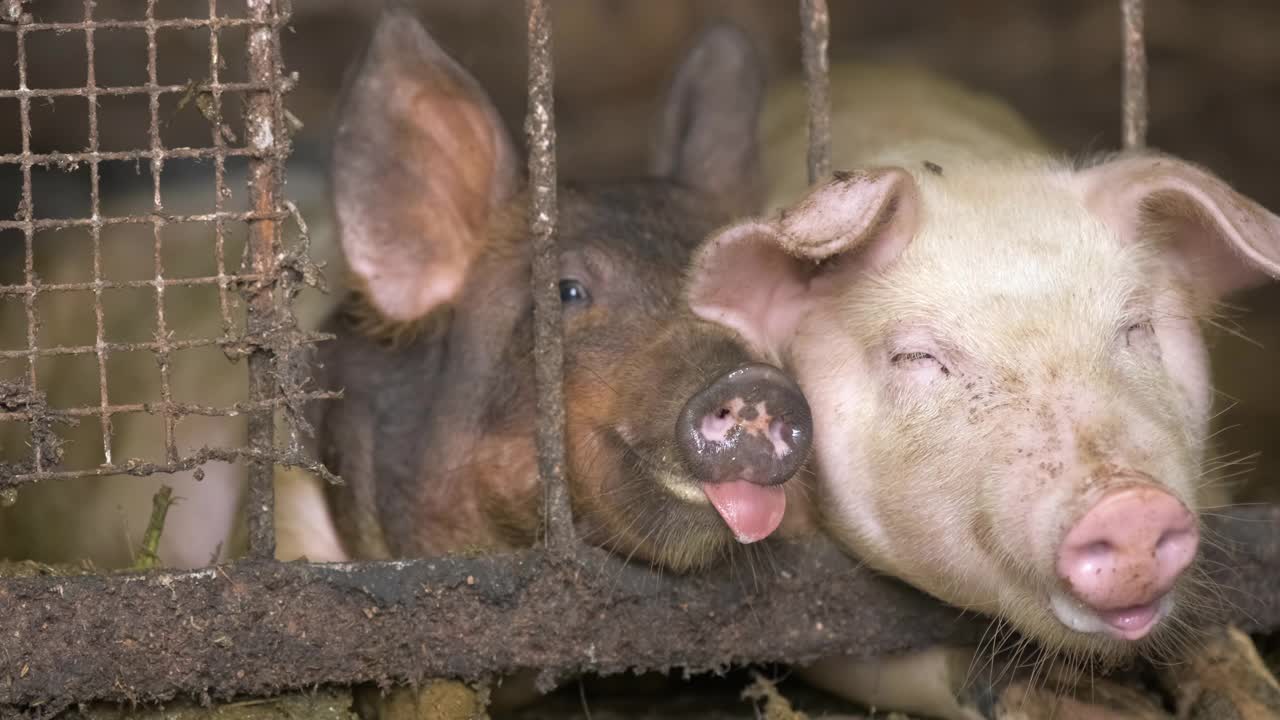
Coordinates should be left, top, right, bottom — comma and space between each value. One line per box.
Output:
0, 380, 66, 483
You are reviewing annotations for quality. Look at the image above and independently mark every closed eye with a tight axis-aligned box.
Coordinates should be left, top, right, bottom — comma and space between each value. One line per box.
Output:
1124, 319, 1154, 346
891, 351, 950, 376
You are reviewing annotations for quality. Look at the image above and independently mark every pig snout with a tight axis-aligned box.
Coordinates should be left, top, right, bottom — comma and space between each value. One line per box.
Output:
675, 363, 813, 545
1054, 485, 1199, 641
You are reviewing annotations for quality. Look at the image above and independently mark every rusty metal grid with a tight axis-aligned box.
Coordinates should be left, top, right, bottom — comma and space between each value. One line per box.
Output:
1, 0, 1279, 715
0, 0, 338, 517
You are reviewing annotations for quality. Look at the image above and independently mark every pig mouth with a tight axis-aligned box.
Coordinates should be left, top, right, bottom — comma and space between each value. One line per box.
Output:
652, 468, 787, 545
1048, 590, 1174, 642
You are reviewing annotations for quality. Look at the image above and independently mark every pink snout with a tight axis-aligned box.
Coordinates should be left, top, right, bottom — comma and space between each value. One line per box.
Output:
1055, 486, 1198, 638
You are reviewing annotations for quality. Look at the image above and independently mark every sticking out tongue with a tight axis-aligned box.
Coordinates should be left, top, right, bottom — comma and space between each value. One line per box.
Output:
699, 479, 787, 544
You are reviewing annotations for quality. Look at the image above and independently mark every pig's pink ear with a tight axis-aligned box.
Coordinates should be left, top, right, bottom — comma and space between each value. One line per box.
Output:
1076, 153, 1280, 297
331, 9, 519, 323
687, 168, 918, 355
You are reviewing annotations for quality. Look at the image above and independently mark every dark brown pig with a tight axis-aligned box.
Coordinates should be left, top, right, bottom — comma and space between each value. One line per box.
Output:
276, 10, 815, 575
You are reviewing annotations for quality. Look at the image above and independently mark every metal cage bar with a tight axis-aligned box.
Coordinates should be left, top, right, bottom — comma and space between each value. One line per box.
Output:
1122, 0, 1148, 148
81, 0, 113, 468
14, 5, 40, 475
243, 0, 288, 560
144, 0, 181, 469
1, 507, 1277, 710
800, 0, 832, 184
525, 0, 575, 553
208, 0, 237, 350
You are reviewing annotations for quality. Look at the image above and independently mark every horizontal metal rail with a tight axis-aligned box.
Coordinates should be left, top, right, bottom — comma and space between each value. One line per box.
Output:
1, 506, 1276, 712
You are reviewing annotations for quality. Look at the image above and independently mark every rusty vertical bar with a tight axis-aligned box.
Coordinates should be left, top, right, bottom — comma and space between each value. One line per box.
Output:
1121, 0, 1148, 149
524, 0, 574, 553
14, 12, 39, 472
208, 0, 235, 339
244, 0, 284, 560
145, 0, 178, 465
799, 0, 831, 185
84, 0, 113, 466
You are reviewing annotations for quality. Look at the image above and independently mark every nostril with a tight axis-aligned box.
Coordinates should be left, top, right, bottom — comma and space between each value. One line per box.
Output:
716, 407, 732, 420
1155, 525, 1198, 576
1157, 526, 1194, 554
1080, 540, 1113, 563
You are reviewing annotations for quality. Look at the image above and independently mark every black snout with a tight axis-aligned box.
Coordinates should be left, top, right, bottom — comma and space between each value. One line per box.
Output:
676, 362, 813, 487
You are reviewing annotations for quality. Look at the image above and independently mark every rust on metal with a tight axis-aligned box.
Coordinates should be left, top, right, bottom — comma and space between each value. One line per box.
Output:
1121, 0, 1148, 149
0, 3, 334, 489
13, 0, 38, 475
207, 0, 234, 340
524, 0, 575, 552
243, 0, 287, 561
145, 0, 180, 466
800, 0, 832, 184
83, 0, 113, 468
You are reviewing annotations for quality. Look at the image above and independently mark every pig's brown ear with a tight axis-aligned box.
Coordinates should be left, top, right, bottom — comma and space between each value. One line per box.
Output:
1076, 153, 1280, 298
331, 10, 519, 323
687, 168, 917, 356
651, 23, 765, 217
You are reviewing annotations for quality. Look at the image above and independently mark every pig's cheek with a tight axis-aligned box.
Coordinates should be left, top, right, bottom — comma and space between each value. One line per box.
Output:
790, 324, 890, 553
1151, 320, 1213, 438
980, 405, 1078, 583
864, 400, 1017, 610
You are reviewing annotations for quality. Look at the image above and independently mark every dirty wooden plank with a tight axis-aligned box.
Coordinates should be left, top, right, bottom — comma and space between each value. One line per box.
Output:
1, 506, 1277, 712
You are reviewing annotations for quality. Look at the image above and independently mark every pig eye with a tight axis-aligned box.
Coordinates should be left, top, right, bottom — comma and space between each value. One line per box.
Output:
558, 279, 591, 305
891, 351, 950, 376
1124, 320, 1155, 347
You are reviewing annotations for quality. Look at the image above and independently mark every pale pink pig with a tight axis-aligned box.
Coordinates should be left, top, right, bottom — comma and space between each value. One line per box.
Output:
686, 61, 1280, 719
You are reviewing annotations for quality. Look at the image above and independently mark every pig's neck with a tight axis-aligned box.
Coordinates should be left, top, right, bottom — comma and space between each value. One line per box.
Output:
759, 60, 1052, 212
312, 290, 538, 560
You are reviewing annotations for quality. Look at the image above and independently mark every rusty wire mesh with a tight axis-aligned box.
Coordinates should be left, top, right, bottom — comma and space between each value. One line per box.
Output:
0, 0, 337, 557
1, 0, 1278, 715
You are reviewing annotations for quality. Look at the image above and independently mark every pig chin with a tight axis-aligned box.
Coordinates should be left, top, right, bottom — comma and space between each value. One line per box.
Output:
969, 552, 1193, 666
1047, 587, 1176, 643
1017, 584, 1192, 665
585, 440, 759, 573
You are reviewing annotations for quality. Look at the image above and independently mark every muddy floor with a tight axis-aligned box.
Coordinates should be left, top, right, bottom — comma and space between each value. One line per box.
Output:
43, 672, 904, 719
46, 643, 1280, 720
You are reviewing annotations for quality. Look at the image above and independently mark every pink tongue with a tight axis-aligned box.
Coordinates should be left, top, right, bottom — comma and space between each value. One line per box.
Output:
699, 480, 787, 544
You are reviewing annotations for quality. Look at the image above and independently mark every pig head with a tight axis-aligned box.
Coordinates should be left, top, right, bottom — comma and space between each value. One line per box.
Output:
688, 136, 1280, 662
295, 11, 814, 573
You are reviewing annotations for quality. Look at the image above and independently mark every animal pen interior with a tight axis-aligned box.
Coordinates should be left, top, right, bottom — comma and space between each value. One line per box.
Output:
1, 1, 1279, 718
